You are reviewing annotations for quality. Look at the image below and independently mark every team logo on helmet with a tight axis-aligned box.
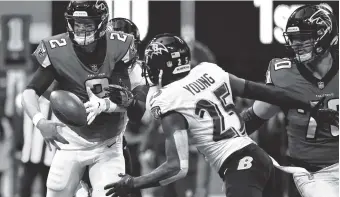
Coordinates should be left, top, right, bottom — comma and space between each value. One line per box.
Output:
307, 8, 332, 32
95, 2, 107, 11
145, 42, 168, 59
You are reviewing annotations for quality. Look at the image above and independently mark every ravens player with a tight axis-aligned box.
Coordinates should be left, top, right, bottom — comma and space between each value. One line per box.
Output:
241, 4, 339, 197
21, 1, 137, 197
103, 34, 338, 197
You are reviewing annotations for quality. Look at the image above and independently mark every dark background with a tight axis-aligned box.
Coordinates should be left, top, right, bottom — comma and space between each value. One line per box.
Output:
51, 1, 339, 81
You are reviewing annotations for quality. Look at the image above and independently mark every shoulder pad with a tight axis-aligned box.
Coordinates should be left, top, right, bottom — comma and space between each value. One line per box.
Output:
43, 33, 69, 50
106, 32, 134, 63
32, 41, 51, 68
149, 87, 175, 119
266, 58, 297, 87
270, 58, 292, 71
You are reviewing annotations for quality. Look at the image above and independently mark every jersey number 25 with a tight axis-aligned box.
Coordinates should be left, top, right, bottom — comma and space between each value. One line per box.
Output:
195, 83, 246, 142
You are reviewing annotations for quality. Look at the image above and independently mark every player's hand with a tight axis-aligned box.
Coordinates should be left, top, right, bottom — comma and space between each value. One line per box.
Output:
36, 119, 69, 150
104, 173, 135, 197
310, 97, 339, 127
104, 85, 134, 108
84, 87, 108, 125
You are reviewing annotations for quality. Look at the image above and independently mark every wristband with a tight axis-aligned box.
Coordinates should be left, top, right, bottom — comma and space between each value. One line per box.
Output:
104, 98, 110, 112
32, 113, 45, 126
104, 98, 117, 112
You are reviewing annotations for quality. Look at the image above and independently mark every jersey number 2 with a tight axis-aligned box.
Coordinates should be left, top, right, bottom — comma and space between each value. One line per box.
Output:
195, 83, 245, 142
110, 32, 127, 42
49, 38, 67, 49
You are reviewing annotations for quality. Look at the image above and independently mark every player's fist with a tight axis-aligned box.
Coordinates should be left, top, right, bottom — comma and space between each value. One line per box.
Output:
310, 97, 339, 128
104, 173, 135, 197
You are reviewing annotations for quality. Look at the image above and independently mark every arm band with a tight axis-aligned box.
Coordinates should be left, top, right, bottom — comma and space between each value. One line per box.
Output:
32, 113, 45, 126
244, 81, 310, 110
240, 107, 266, 135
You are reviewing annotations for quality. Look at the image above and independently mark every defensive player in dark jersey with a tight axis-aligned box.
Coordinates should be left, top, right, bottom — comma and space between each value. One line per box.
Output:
21, 1, 137, 197
103, 34, 337, 197
241, 5, 339, 197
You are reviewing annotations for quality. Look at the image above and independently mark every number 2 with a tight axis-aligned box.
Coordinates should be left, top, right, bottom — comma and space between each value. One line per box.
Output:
195, 83, 245, 142
110, 32, 127, 42
49, 39, 67, 49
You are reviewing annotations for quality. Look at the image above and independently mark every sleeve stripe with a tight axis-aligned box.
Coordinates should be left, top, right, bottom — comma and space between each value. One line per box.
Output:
41, 56, 51, 68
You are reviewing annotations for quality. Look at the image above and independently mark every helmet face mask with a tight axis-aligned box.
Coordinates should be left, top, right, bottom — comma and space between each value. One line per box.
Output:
65, 0, 109, 46
284, 30, 316, 62
283, 5, 338, 64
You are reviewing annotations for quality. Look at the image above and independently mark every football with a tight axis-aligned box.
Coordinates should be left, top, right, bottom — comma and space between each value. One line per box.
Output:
50, 90, 87, 127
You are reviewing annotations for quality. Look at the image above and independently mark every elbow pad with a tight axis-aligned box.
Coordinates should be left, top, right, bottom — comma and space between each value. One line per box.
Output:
159, 165, 189, 186
240, 107, 266, 135
160, 129, 189, 186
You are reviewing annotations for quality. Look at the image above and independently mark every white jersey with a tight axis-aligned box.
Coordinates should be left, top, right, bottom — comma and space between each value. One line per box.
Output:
149, 62, 254, 171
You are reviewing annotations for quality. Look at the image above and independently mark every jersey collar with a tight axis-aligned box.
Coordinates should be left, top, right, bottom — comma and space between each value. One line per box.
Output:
296, 55, 338, 89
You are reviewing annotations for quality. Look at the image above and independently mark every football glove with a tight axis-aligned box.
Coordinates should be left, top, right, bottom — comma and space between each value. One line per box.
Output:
310, 97, 339, 128
104, 173, 135, 197
84, 87, 117, 125
104, 85, 134, 108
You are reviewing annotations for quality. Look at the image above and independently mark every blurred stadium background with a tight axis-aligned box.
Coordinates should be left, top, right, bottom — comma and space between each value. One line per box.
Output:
0, 1, 338, 197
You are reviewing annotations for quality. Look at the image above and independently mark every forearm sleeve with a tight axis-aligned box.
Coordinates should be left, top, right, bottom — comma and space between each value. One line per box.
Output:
26, 65, 56, 96
243, 80, 310, 110
240, 107, 267, 135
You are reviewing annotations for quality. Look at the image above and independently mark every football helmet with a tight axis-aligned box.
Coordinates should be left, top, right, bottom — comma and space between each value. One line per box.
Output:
283, 4, 338, 63
108, 18, 140, 65
142, 33, 191, 87
65, 0, 109, 45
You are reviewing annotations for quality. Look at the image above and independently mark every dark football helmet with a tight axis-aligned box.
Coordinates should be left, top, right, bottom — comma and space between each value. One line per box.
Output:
142, 33, 191, 87
108, 18, 140, 64
65, 0, 109, 45
283, 4, 338, 63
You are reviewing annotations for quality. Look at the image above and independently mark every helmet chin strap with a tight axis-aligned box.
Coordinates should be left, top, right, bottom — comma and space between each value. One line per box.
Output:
158, 69, 164, 88
74, 32, 95, 45
296, 52, 313, 62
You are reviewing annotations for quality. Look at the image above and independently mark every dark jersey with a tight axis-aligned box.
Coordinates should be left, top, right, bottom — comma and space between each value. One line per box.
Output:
31, 31, 135, 139
266, 57, 339, 165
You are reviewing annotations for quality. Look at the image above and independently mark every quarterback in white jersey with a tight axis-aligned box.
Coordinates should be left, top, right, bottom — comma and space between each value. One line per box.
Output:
104, 34, 338, 197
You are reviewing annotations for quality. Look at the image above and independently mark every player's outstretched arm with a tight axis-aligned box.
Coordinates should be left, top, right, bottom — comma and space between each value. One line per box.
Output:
229, 74, 312, 110
230, 74, 339, 128
22, 66, 55, 123
22, 65, 69, 150
104, 112, 189, 197
240, 101, 281, 135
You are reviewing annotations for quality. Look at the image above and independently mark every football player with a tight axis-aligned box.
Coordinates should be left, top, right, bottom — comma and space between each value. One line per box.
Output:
103, 34, 338, 197
73, 17, 145, 197
107, 17, 144, 176
240, 4, 339, 197
21, 1, 137, 197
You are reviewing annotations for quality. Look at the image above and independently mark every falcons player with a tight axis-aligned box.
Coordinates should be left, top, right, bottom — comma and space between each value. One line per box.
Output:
103, 34, 338, 197
21, 1, 137, 197
241, 5, 339, 197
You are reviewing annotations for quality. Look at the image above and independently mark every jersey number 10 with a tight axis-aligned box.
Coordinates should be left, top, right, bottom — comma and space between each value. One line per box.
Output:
195, 83, 246, 142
